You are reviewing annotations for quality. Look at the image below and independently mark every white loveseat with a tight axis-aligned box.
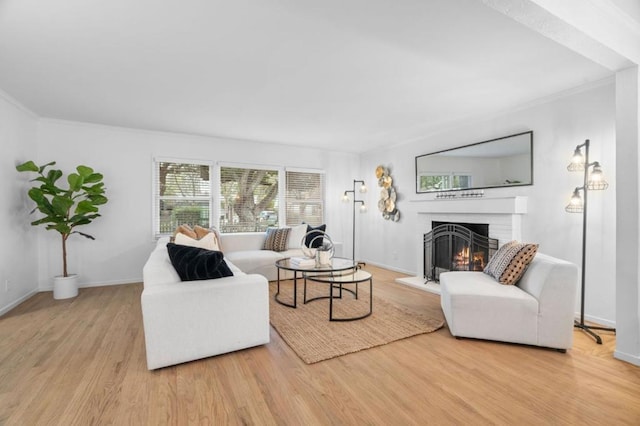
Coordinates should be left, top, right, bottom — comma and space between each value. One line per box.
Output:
439, 253, 578, 351
141, 237, 270, 370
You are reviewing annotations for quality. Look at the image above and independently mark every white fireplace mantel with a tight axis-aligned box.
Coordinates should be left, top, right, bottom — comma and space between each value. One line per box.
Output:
409, 196, 527, 215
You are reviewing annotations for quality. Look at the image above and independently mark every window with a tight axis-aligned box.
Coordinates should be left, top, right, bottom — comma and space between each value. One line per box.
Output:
285, 170, 325, 226
419, 174, 450, 191
217, 165, 325, 233
154, 159, 212, 237
419, 172, 472, 191
153, 160, 325, 236
451, 174, 471, 189
219, 166, 279, 233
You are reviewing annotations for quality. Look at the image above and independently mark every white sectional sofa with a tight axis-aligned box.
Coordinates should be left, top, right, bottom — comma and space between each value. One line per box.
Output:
141, 225, 316, 369
439, 253, 579, 351
141, 236, 272, 370
217, 224, 344, 281
219, 229, 305, 281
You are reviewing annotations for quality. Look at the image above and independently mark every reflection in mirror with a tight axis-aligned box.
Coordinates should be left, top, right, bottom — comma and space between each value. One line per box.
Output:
415, 131, 533, 193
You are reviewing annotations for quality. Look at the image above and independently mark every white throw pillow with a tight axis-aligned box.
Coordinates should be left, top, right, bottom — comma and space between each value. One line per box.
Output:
287, 224, 308, 249
174, 232, 220, 251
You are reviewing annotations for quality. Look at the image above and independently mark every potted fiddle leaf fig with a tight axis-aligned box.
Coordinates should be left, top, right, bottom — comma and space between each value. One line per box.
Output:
16, 161, 108, 299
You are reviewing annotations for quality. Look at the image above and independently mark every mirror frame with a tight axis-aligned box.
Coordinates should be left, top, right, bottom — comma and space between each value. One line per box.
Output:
415, 131, 534, 194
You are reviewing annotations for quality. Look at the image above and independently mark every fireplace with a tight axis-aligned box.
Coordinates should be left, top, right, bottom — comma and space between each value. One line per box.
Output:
394, 196, 525, 295
424, 222, 498, 282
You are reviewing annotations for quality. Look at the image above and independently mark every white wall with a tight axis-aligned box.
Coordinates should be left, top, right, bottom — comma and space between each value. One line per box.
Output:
35, 120, 359, 289
614, 66, 640, 365
359, 80, 617, 325
0, 92, 39, 315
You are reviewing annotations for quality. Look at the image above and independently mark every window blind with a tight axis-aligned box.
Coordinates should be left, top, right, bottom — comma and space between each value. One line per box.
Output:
285, 170, 325, 226
154, 160, 211, 236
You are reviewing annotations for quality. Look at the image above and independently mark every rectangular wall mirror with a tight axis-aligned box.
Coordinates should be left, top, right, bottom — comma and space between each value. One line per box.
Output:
415, 131, 533, 193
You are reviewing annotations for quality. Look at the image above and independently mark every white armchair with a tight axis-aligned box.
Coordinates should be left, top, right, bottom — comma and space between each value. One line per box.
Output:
440, 253, 579, 351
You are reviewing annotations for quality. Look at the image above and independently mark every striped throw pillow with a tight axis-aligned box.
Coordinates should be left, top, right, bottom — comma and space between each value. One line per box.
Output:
263, 227, 291, 252
483, 241, 519, 279
484, 241, 538, 285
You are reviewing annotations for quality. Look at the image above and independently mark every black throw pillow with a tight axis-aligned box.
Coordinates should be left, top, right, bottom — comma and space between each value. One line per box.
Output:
305, 224, 326, 248
167, 243, 233, 281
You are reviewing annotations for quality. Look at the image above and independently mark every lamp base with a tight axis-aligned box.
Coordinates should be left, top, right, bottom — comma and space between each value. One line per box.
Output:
574, 320, 616, 345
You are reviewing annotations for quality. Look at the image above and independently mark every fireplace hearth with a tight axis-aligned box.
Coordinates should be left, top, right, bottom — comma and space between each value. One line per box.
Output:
424, 222, 498, 282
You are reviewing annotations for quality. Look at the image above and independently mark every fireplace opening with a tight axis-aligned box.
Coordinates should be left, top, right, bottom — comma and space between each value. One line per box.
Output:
424, 222, 498, 282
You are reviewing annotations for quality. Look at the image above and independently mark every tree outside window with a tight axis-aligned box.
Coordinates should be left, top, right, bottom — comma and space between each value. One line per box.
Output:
419, 173, 471, 191
155, 161, 211, 236
219, 167, 279, 233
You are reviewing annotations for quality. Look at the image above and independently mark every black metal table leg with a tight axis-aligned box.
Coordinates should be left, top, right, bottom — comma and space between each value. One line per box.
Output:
275, 267, 298, 308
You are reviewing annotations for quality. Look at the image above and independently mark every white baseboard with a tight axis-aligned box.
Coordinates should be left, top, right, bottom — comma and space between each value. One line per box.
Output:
38, 277, 142, 292
614, 350, 640, 367
0, 289, 39, 317
575, 313, 616, 328
361, 259, 414, 276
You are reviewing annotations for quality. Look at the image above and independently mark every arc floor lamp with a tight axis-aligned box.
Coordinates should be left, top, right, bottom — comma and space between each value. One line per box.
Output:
565, 139, 616, 344
342, 179, 367, 261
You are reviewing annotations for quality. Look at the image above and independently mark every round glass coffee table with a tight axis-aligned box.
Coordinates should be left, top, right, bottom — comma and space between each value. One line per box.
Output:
304, 269, 373, 321
275, 257, 358, 308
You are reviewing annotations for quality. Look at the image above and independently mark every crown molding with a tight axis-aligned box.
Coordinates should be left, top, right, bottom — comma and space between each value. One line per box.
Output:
0, 88, 38, 119
38, 117, 359, 157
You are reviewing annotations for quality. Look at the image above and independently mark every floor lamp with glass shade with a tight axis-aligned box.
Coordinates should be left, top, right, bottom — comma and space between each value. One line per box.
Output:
565, 139, 616, 344
342, 179, 367, 261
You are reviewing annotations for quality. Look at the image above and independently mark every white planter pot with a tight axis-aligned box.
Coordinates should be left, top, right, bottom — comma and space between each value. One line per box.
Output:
53, 274, 79, 299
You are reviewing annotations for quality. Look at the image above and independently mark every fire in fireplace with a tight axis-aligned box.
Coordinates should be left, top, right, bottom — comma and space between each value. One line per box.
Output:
424, 222, 498, 282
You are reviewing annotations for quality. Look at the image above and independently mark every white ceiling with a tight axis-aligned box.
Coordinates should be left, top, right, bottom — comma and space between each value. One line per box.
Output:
0, 0, 613, 153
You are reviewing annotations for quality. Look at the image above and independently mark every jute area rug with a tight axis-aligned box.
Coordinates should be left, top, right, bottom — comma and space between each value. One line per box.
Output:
269, 278, 444, 364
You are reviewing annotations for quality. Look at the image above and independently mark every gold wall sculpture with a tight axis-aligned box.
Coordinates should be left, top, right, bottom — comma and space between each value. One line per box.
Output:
376, 165, 400, 222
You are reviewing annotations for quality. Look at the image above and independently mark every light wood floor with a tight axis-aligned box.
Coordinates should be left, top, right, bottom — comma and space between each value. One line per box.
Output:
1, 265, 639, 425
